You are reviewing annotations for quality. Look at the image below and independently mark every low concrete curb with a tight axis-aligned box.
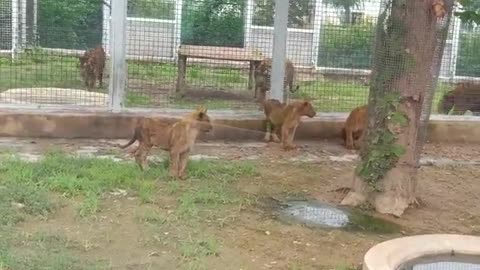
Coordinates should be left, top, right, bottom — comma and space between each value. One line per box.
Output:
363, 234, 480, 270
0, 108, 479, 143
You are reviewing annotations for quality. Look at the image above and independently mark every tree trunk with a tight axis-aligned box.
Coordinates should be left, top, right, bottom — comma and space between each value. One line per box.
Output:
341, 0, 454, 217
344, 5, 352, 24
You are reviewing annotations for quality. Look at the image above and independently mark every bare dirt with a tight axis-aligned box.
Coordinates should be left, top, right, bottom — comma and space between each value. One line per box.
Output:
3, 138, 480, 270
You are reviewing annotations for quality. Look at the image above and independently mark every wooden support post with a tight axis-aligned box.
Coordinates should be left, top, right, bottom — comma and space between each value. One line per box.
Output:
176, 55, 187, 95
248, 61, 255, 91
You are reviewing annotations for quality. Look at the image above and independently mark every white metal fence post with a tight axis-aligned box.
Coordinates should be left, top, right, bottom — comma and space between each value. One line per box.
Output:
270, 0, 289, 102
174, 0, 183, 60
20, 0, 26, 47
102, 0, 111, 56
33, 0, 37, 46
244, 0, 254, 48
450, 16, 461, 80
108, 0, 128, 111
312, 0, 323, 67
11, 0, 18, 59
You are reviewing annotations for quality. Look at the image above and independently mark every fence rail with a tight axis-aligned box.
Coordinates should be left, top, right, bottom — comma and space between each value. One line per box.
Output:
0, 0, 479, 114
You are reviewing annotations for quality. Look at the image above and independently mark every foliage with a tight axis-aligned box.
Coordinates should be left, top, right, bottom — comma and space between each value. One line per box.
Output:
324, 0, 365, 24
181, 0, 245, 47
317, 22, 375, 69
456, 29, 480, 77
37, 0, 103, 49
0, 1, 12, 50
356, 94, 407, 188
128, 0, 175, 19
456, 0, 480, 25
253, 0, 314, 29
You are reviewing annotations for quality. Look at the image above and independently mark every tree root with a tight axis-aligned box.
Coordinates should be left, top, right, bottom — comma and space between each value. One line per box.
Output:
329, 187, 351, 194
340, 191, 367, 207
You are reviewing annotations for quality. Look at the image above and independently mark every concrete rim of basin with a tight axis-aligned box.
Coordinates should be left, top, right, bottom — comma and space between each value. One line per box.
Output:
363, 234, 480, 270
0, 88, 108, 106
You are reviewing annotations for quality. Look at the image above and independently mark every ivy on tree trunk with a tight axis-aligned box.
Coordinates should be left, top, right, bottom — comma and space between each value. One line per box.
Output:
341, 0, 454, 217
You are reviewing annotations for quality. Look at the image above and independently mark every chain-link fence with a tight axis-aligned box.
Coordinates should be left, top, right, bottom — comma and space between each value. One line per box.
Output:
0, 0, 478, 114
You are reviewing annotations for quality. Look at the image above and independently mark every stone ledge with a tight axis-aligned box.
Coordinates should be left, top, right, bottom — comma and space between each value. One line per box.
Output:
0, 108, 478, 143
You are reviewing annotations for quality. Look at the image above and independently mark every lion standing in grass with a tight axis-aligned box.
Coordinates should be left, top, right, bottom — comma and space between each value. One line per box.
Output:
254, 58, 299, 104
120, 106, 213, 179
79, 45, 106, 90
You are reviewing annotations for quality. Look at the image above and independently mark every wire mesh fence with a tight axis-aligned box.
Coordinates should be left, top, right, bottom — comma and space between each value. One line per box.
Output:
0, 0, 478, 115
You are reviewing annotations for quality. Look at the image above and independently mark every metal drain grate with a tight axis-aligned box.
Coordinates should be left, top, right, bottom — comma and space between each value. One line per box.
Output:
280, 201, 349, 228
409, 262, 480, 270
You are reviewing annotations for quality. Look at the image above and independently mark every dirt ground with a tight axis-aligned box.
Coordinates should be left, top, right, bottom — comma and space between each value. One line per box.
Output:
1, 138, 480, 270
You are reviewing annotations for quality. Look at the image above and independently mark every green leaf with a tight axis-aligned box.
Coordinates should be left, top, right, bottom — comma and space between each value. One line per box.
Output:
391, 144, 406, 157
380, 131, 396, 144
390, 112, 408, 126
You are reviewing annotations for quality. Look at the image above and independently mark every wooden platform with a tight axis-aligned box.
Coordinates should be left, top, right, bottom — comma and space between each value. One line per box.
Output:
175, 45, 264, 95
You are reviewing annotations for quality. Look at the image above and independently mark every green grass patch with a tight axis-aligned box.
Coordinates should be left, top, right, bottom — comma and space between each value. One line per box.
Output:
0, 152, 257, 217
175, 160, 258, 220
0, 228, 105, 270
0, 179, 53, 226
137, 209, 167, 225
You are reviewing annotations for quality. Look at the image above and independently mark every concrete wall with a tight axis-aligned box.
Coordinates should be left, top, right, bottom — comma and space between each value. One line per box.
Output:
250, 27, 314, 66
126, 19, 175, 59
0, 108, 479, 144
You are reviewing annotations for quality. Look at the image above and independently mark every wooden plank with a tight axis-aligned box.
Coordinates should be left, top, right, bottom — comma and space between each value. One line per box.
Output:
176, 55, 187, 94
178, 45, 264, 61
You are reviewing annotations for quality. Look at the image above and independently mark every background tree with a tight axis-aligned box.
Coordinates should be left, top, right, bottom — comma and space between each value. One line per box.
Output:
181, 0, 245, 47
456, 0, 480, 26
253, 0, 314, 29
38, 0, 103, 49
324, 0, 364, 24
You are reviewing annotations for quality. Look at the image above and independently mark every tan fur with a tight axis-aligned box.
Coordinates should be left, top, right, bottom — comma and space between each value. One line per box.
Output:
254, 58, 299, 104
79, 45, 106, 89
438, 83, 480, 115
342, 105, 368, 150
119, 106, 213, 179
263, 99, 316, 150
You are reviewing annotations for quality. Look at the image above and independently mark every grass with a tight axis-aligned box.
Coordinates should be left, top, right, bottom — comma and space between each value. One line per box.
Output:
0, 150, 259, 269
0, 151, 257, 218
0, 53, 456, 113
0, 228, 105, 269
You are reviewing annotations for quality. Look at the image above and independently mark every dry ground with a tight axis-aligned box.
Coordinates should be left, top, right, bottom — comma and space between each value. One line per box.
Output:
0, 138, 479, 270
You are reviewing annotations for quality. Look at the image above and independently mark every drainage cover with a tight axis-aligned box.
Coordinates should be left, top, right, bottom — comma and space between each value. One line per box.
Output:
412, 262, 480, 270
279, 201, 349, 228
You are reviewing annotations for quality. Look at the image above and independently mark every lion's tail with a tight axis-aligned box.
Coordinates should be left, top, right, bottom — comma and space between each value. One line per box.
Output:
118, 127, 139, 149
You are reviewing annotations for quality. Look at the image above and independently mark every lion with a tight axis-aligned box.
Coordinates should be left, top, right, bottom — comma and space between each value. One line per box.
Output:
254, 58, 299, 104
119, 106, 213, 179
438, 82, 480, 115
262, 99, 316, 150
341, 105, 368, 150
79, 45, 106, 89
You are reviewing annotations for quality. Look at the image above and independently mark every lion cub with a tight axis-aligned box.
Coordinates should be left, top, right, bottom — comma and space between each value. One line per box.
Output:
79, 45, 106, 89
263, 99, 316, 150
254, 58, 299, 104
120, 106, 213, 179
342, 105, 368, 150
438, 82, 480, 115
